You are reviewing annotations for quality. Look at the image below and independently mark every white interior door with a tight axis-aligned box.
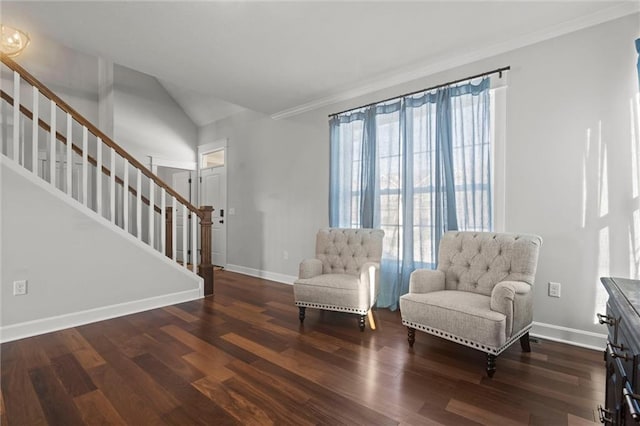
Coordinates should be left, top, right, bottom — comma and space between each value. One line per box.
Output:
200, 150, 227, 268
172, 170, 192, 264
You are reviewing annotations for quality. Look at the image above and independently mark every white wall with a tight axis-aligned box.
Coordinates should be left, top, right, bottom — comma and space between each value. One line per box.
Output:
199, 109, 327, 278
199, 13, 640, 347
0, 157, 202, 341
3, 31, 197, 168
98, 57, 115, 138
113, 65, 198, 166
502, 13, 639, 344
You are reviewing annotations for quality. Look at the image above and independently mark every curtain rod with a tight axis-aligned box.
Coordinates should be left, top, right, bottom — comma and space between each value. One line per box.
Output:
328, 66, 511, 118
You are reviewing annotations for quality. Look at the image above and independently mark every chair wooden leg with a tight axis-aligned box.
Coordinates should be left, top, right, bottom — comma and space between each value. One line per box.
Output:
486, 354, 497, 378
407, 327, 416, 347
298, 307, 306, 324
367, 310, 376, 331
359, 315, 365, 332
520, 332, 531, 352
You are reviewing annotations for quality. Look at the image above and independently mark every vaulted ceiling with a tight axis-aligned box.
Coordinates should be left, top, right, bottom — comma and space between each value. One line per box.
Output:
3, 1, 638, 125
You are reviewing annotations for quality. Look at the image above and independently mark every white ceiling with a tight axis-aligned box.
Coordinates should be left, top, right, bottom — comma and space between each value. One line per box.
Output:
2, 1, 638, 126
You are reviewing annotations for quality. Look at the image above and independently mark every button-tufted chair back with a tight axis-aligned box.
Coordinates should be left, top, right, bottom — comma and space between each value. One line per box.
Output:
438, 231, 542, 296
316, 228, 384, 276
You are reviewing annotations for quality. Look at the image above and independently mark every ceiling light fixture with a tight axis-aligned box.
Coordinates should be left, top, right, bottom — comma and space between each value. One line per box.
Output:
0, 25, 30, 58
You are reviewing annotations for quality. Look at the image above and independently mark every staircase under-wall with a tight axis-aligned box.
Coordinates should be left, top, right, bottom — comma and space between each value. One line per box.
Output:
0, 53, 214, 342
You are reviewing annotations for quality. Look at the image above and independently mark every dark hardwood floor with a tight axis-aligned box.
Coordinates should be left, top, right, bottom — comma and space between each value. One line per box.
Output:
1, 270, 604, 425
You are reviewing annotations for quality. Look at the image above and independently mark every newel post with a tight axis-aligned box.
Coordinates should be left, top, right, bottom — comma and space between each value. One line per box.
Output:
199, 206, 214, 295
165, 207, 173, 258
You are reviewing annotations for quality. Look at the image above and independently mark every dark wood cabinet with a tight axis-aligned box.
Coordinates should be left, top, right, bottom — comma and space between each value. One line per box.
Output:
600, 277, 640, 424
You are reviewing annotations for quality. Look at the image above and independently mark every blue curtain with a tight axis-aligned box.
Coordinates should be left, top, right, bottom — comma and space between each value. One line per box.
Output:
360, 108, 378, 228
329, 78, 492, 310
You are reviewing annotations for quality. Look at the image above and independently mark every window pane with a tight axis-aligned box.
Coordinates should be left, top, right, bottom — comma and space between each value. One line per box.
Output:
202, 150, 224, 168
330, 81, 493, 284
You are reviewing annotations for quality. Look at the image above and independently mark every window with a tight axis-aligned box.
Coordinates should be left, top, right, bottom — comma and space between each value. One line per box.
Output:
330, 78, 496, 309
201, 150, 225, 168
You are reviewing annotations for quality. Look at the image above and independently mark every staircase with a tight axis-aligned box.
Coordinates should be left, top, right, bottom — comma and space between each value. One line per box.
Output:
0, 53, 214, 341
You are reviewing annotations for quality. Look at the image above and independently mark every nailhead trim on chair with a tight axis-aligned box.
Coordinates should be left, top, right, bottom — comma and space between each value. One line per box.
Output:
295, 301, 369, 315
401, 319, 532, 356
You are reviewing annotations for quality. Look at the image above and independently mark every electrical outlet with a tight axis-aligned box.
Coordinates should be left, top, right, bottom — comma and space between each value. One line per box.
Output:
548, 282, 561, 298
283, 250, 289, 260
13, 280, 27, 296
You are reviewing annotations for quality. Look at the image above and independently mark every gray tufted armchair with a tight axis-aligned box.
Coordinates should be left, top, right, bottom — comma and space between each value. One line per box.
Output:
293, 228, 384, 331
400, 231, 542, 377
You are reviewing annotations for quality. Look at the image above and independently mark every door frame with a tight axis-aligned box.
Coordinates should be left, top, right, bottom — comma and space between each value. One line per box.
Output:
171, 170, 195, 264
197, 139, 228, 208
198, 139, 228, 268
150, 156, 197, 262
149, 155, 197, 205
149, 156, 196, 174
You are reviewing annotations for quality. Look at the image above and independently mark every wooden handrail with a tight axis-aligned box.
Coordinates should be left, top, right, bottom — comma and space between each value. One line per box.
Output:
0, 89, 163, 214
1, 55, 215, 295
1, 53, 202, 219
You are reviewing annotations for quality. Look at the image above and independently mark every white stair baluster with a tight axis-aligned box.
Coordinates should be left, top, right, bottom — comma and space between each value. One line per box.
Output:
123, 159, 129, 232
49, 100, 56, 187
172, 197, 177, 260
96, 138, 102, 216
149, 180, 155, 248
12, 71, 20, 163
191, 209, 197, 273
160, 188, 166, 254
66, 113, 72, 196
136, 168, 142, 240
183, 204, 188, 269
82, 127, 88, 206
110, 147, 115, 223
31, 87, 38, 174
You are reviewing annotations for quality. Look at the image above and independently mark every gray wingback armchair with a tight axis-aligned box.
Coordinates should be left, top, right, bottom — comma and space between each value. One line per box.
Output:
399, 231, 542, 377
293, 228, 384, 331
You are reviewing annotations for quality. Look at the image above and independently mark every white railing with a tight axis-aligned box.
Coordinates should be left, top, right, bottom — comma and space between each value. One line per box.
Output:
0, 54, 214, 293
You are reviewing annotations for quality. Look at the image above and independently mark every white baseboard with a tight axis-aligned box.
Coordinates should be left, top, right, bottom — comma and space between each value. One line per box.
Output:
225, 264, 296, 285
531, 321, 607, 351
0, 288, 202, 343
